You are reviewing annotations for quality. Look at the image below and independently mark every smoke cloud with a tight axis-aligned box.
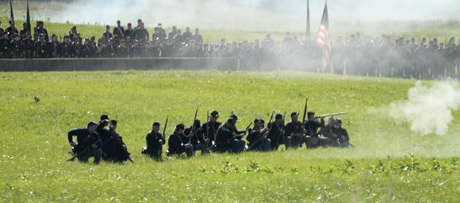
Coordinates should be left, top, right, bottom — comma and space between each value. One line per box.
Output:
389, 81, 460, 136
43, 0, 460, 31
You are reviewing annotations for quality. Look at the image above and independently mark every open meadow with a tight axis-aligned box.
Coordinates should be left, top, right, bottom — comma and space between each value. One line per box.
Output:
1, 71, 460, 202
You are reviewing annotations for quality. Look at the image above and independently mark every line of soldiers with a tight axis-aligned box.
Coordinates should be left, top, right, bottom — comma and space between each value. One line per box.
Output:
67, 110, 351, 163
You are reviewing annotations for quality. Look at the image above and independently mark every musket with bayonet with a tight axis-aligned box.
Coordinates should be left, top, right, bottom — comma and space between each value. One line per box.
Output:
302, 97, 308, 124
188, 106, 199, 144
315, 112, 347, 119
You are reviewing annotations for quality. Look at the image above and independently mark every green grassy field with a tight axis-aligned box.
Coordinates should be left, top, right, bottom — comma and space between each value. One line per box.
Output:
1, 71, 460, 202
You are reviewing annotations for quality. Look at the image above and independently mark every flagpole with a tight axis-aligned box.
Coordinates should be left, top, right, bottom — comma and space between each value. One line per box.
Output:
306, 0, 311, 42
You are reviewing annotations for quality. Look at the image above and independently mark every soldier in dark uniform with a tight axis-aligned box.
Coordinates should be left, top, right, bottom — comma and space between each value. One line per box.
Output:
284, 112, 304, 149
34, 21, 49, 41
81, 38, 92, 58
184, 120, 209, 155
317, 118, 341, 147
19, 23, 29, 39
143, 122, 165, 160
10, 33, 23, 58
47, 34, 59, 58
102, 25, 113, 39
96, 115, 113, 161
107, 120, 131, 163
192, 28, 203, 45
167, 123, 193, 157
183, 27, 193, 42
247, 118, 271, 152
124, 23, 134, 39
117, 39, 129, 57
113, 20, 125, 38
133, 22, 149, 42
304, 112, 325, 148
0, 32, 12, 58
201, 110, 222, 150
267, 114, 285, 151
168, 26, 178, 40
215, 116, 246, 153
157, 23, 167, 40
68, 26, 81, 42
59, 35, 72, 58
102, 39, 117, 57
71, 36, 83, 58
335, 118, 350, 147
67, 121, 102, 164
34, 34, 48, 58
5, 20, 18, 34
22, 32, 34, 58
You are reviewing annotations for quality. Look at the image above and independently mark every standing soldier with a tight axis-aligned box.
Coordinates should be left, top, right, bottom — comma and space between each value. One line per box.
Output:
0, 32, 12, 58
59, 35, 72, 58
0, 20, 3, 34
192, 28, 203, 45
10, 33, 23, 58
34, 21, 49, 41
113, 20, 125, 38
47, 34, 59, 58
143, 122, 165, 160
133, 22, 149, 42
102, 25, 113, 39
168, 26, 178, 40
124, 23, 134, 39
167, 123, 193, 157
22, 32, 34, 58
81, 38, 92, 58
284, 112, 304, 149
67, 121, 102, 164
34, 34, 48, 58
71, 36, 83, 58
5, 20, 18, 34
183, 27, 193, 42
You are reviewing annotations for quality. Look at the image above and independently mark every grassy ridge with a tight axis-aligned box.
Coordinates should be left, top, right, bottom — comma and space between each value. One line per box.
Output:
1, 71, 460, 202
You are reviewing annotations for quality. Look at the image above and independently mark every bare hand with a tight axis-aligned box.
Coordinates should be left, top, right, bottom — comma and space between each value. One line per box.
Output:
91, 144, 97, 149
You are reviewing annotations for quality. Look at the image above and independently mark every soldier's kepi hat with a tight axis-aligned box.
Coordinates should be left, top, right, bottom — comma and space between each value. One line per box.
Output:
193, 120, 201, 128
291, 112, 299, 117
111, 120, 117, 125
275, 114, 283, 120
100, 114, 109, 121
307, 111, 315, 116
211, 110, 219, 118
176, 123, 185, 130
230, 114, 238, 120
152, 122, 160, 127
88, 121, 98, 126
254, 118, 260, 123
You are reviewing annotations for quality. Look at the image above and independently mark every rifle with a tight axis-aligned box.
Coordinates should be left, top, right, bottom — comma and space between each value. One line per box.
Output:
206, 111, 210, 140
315, 112, 347, 119
67, 139, 100, 162
189, 106, 199, 144
247, 111, 274, 150
163, 116, 169, 140
302, 98, 308, 124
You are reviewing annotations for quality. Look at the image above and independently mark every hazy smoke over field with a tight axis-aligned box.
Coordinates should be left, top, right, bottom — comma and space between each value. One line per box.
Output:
389, 82, 460, 136
49, 0, 460, 31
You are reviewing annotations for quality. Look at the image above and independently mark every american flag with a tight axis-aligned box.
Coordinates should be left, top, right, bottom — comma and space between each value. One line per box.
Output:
316, 3, 331, 71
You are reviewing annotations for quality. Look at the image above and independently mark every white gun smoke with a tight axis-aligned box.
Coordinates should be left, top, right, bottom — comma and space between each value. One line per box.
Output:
389, 81, 460, 136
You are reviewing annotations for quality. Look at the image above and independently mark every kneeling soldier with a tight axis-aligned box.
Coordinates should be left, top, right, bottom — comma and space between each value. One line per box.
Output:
247, 118, 271, 152
143, 122, 165, 160
168, 124, 193, 157
67, 121, 102, 164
